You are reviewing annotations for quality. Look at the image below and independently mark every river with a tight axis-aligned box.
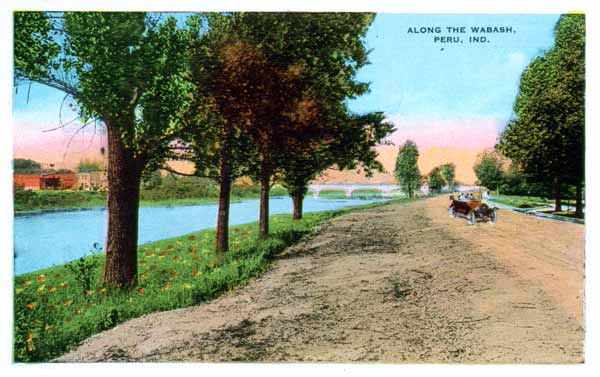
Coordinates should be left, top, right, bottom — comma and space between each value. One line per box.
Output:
13, 196, 389, 274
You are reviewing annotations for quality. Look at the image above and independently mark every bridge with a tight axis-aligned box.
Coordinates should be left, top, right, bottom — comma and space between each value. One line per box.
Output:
308, 183, 403, 198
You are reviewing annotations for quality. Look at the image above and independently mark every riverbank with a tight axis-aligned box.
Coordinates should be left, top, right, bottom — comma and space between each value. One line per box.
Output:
13, 187, 289, 214
13, 198, 406, 362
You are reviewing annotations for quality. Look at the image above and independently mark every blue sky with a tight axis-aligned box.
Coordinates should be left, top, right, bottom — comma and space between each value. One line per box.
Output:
348, 13, 560, 120
12, 13, 561, 162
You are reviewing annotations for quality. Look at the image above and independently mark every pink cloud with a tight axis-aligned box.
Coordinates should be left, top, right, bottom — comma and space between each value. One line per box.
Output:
385, 115, 501, 150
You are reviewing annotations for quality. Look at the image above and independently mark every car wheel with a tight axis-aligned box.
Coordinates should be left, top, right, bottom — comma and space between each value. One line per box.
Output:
467, 211, 476, 225
449, 207, 456, 218
489, 209, 497, 224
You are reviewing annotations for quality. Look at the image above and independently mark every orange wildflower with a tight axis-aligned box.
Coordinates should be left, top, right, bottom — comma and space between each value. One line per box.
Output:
27, 332, 34, 341
210, 259, 219, 268
189, 249, 197, 255
172, 256, 180, 261
36, 274, 45, 282
63, 299, 72, 306
161, 284, 171, 290
25, 302, 36, 310
48, 286, 56, 293
140, 272, 148, 280
145, 252, 155, 258
170, 271, 177, 279
37, 285, 45, 292
22, 279, 31, 286
191, 269, 199, 277
84, 290, 94, 296
137, 287, 145, 295
167, 245, 174, 250
97, 287, 106, 294
59, 282, 68, 288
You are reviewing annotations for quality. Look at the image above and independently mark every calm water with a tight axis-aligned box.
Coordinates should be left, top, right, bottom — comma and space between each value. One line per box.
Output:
14, 196, 387, 274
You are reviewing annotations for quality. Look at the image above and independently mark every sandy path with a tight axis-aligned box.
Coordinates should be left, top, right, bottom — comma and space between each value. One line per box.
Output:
57, 196, 584, 363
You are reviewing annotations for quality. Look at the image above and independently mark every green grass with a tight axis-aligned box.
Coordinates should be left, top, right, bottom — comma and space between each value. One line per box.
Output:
488, 197, 543, 209
14, 185, 290, 213
317, 189, 347, 198
13, 197, 407, 362
13, 190, 106, 212
351, 189, 381, 198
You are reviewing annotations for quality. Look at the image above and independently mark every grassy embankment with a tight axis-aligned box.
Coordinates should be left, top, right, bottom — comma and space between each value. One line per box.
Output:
317, 189, 404, 199
13, 184, 289, 212
13, 197, 408, 362
491, 194, 582, 216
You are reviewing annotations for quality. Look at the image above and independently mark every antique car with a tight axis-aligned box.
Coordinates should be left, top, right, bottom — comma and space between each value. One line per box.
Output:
448, 193, 497, 224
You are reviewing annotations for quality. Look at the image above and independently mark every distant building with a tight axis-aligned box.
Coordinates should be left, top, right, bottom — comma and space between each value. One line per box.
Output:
14, 172, 78, 190
14, 174, 41, 190
77, 171, 108, 191
40, 173, 78, 190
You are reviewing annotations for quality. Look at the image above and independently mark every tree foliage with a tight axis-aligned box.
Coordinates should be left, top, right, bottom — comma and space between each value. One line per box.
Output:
394, 140, 420, 198
427, 167, 445, 193
13, 158, 42, 174
439, 163, 456, 188
14, 11, 198, 288
497, 14, 584, 209
76, 159, 103, 173
473, 149, 505, 191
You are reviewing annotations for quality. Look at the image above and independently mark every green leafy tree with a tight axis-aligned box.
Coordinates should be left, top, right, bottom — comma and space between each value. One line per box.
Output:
15, 12, 196, 288
498, 14, 584, 213
439, 163, 456, 189
192, 13, 377, 241
427, 167, 445, 193
473, 150, 505, 191
280, 108, 394, 220
13, 158, 42, 174
76, 159, 103, 173
394, 140, 420, 198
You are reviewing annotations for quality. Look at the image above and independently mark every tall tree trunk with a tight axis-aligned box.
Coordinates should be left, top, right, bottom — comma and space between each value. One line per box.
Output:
292, 190, 304, 220
102, 121, 143, 289
215, 122, 233, 256
258, 166, 271, 240
553, 178, 562, 212
575, 181, 583, 218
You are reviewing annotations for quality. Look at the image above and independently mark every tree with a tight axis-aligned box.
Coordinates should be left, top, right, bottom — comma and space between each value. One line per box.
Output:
439, 163, 456, 189
195, 13, 377, 240
498, 14, 584, 213
13, 158, 42, 174
427, 167, 444, 193
473, 150, 505, 191
15, 12, 196, 288
76, 159, 103, 172
395, 140, 420, 198
280, 107, 394, 220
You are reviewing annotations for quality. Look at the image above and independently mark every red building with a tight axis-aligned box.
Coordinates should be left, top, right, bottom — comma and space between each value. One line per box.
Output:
14, 173, 78, 190
40, 173, 78, 190
14, 174, 41, 190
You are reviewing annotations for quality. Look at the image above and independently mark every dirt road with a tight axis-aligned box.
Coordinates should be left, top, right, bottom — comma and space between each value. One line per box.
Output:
58, 196, 584, 363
